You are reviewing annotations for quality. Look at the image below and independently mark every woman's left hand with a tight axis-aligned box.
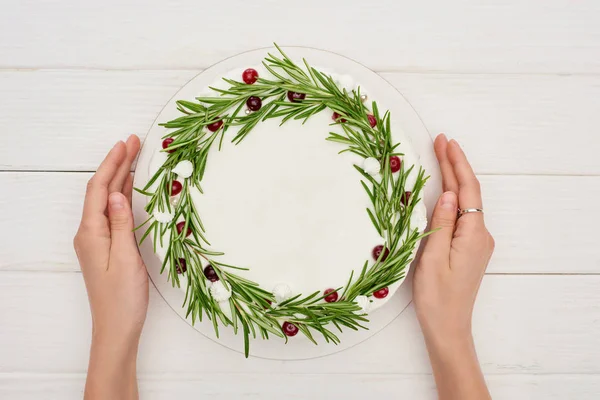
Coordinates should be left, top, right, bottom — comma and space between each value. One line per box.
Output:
73, 135, 147, 399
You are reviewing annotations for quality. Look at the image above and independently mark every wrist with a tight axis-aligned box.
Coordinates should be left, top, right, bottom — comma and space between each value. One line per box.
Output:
423, 329, 491, 400
417, 311, 473, 352
91, 329, 140, 365
86, 333, 139, 399
423, 328, 476, 364
92, 319, 142, 348
427, 330, 474, 349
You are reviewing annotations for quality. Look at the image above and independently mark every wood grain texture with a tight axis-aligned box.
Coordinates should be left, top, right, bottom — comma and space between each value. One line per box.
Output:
1, 172, 598, 273
1, 272, 599, 375
386, 73, 600, 175
0, 0, 599, 73
1, 71, 599, 174
2, 373, 600, 400
0, 70, 193, 171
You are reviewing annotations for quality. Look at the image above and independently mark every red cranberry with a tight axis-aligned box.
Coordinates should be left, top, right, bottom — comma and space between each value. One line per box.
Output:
175, 258, 187, 274
242, 68, 259, 84
368, 114, 377, 128
372, 245, 390, 262
246, 96, 262, 111
324, 288, 339, 303
207, 119, 223, 132
282, 322, 299, 337
332, 112, 346, 123
162, 138, 175, 153
203, 265, 219, 282
287, 91, 306, 103
169, 180, 182, 196
176, 221, 192, 237
389, 156, 402, 173
401, 191, 412, 206
373, 287, 389, 299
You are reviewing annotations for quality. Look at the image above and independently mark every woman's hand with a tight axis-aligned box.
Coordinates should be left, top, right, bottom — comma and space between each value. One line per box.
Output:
73, 135, 147, 400
413, 134, 494, 400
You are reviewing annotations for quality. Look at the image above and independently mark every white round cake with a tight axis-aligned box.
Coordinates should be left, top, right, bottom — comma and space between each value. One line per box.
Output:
133, 46, 438, 358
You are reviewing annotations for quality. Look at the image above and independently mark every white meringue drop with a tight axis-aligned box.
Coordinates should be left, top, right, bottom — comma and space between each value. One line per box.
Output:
362, 157, 381, 176
272, 283, 293, 303
210, 281, 232, 302
172, 160, 193, 178
153, 210, 174, 223
355, 295, 372, 314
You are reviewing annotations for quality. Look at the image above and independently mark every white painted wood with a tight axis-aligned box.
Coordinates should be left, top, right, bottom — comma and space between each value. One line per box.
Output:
1, 272, 599, 375
1, 71, 600, 174
2, 373, 600, 400
0, 70, 193, 171
1, 173, 597, 273
385, 73, 600, 176
1, 1, 599, 73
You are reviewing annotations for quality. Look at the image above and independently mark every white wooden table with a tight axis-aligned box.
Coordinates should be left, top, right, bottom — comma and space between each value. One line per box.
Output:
1, 1, 599, 398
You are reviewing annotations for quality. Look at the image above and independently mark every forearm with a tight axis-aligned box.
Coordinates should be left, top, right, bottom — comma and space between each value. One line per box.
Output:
424, 332, 491, 400
85, 334, 139, 400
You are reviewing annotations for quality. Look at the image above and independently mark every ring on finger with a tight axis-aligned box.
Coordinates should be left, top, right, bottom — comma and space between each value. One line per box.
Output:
458, 208, 484, 217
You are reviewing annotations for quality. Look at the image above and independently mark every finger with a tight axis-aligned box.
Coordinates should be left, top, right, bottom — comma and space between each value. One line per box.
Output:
421, 191, 458, 263
123, 172, 134, 205
108, 135, 141, 194
434, 134, 459, 193
82, 142, 127, 221
447, 140, 483, 211
107, 192, 137, 251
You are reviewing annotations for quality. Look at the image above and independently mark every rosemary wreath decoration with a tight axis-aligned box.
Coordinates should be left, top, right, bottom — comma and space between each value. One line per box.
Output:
135, 45, 429, 357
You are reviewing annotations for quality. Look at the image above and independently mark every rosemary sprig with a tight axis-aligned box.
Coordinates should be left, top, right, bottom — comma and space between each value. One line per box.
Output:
135, 44, 428, 357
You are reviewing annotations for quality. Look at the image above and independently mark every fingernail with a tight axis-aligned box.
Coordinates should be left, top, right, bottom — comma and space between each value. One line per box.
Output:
450, 139, 460, 148
440, 191, 457, 210
109, 192, 124, 210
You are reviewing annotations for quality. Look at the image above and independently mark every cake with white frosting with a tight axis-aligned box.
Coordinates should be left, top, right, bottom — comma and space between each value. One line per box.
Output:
137, 48, 429, 356
146, 68, 427, 316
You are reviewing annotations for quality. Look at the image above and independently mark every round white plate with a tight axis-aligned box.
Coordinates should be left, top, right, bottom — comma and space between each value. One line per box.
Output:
133, 46, 441, 360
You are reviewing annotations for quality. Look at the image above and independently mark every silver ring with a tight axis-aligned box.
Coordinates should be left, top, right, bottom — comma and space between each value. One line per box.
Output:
458, 208, 484, 217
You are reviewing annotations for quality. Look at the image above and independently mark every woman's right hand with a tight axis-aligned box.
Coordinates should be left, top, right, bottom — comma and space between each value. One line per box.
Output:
413, 134, 494, 400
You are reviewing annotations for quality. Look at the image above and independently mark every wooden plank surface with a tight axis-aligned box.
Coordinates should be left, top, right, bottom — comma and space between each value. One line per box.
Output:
1, 71, 599, 174
1, 272, 599, 375
1, 172, 597, 273
2, 373, 600, 400
0, 1, 599, 73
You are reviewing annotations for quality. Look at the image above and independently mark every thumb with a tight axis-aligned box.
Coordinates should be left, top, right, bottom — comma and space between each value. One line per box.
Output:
108, 192, 136, 248
423, 191, 458, 259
